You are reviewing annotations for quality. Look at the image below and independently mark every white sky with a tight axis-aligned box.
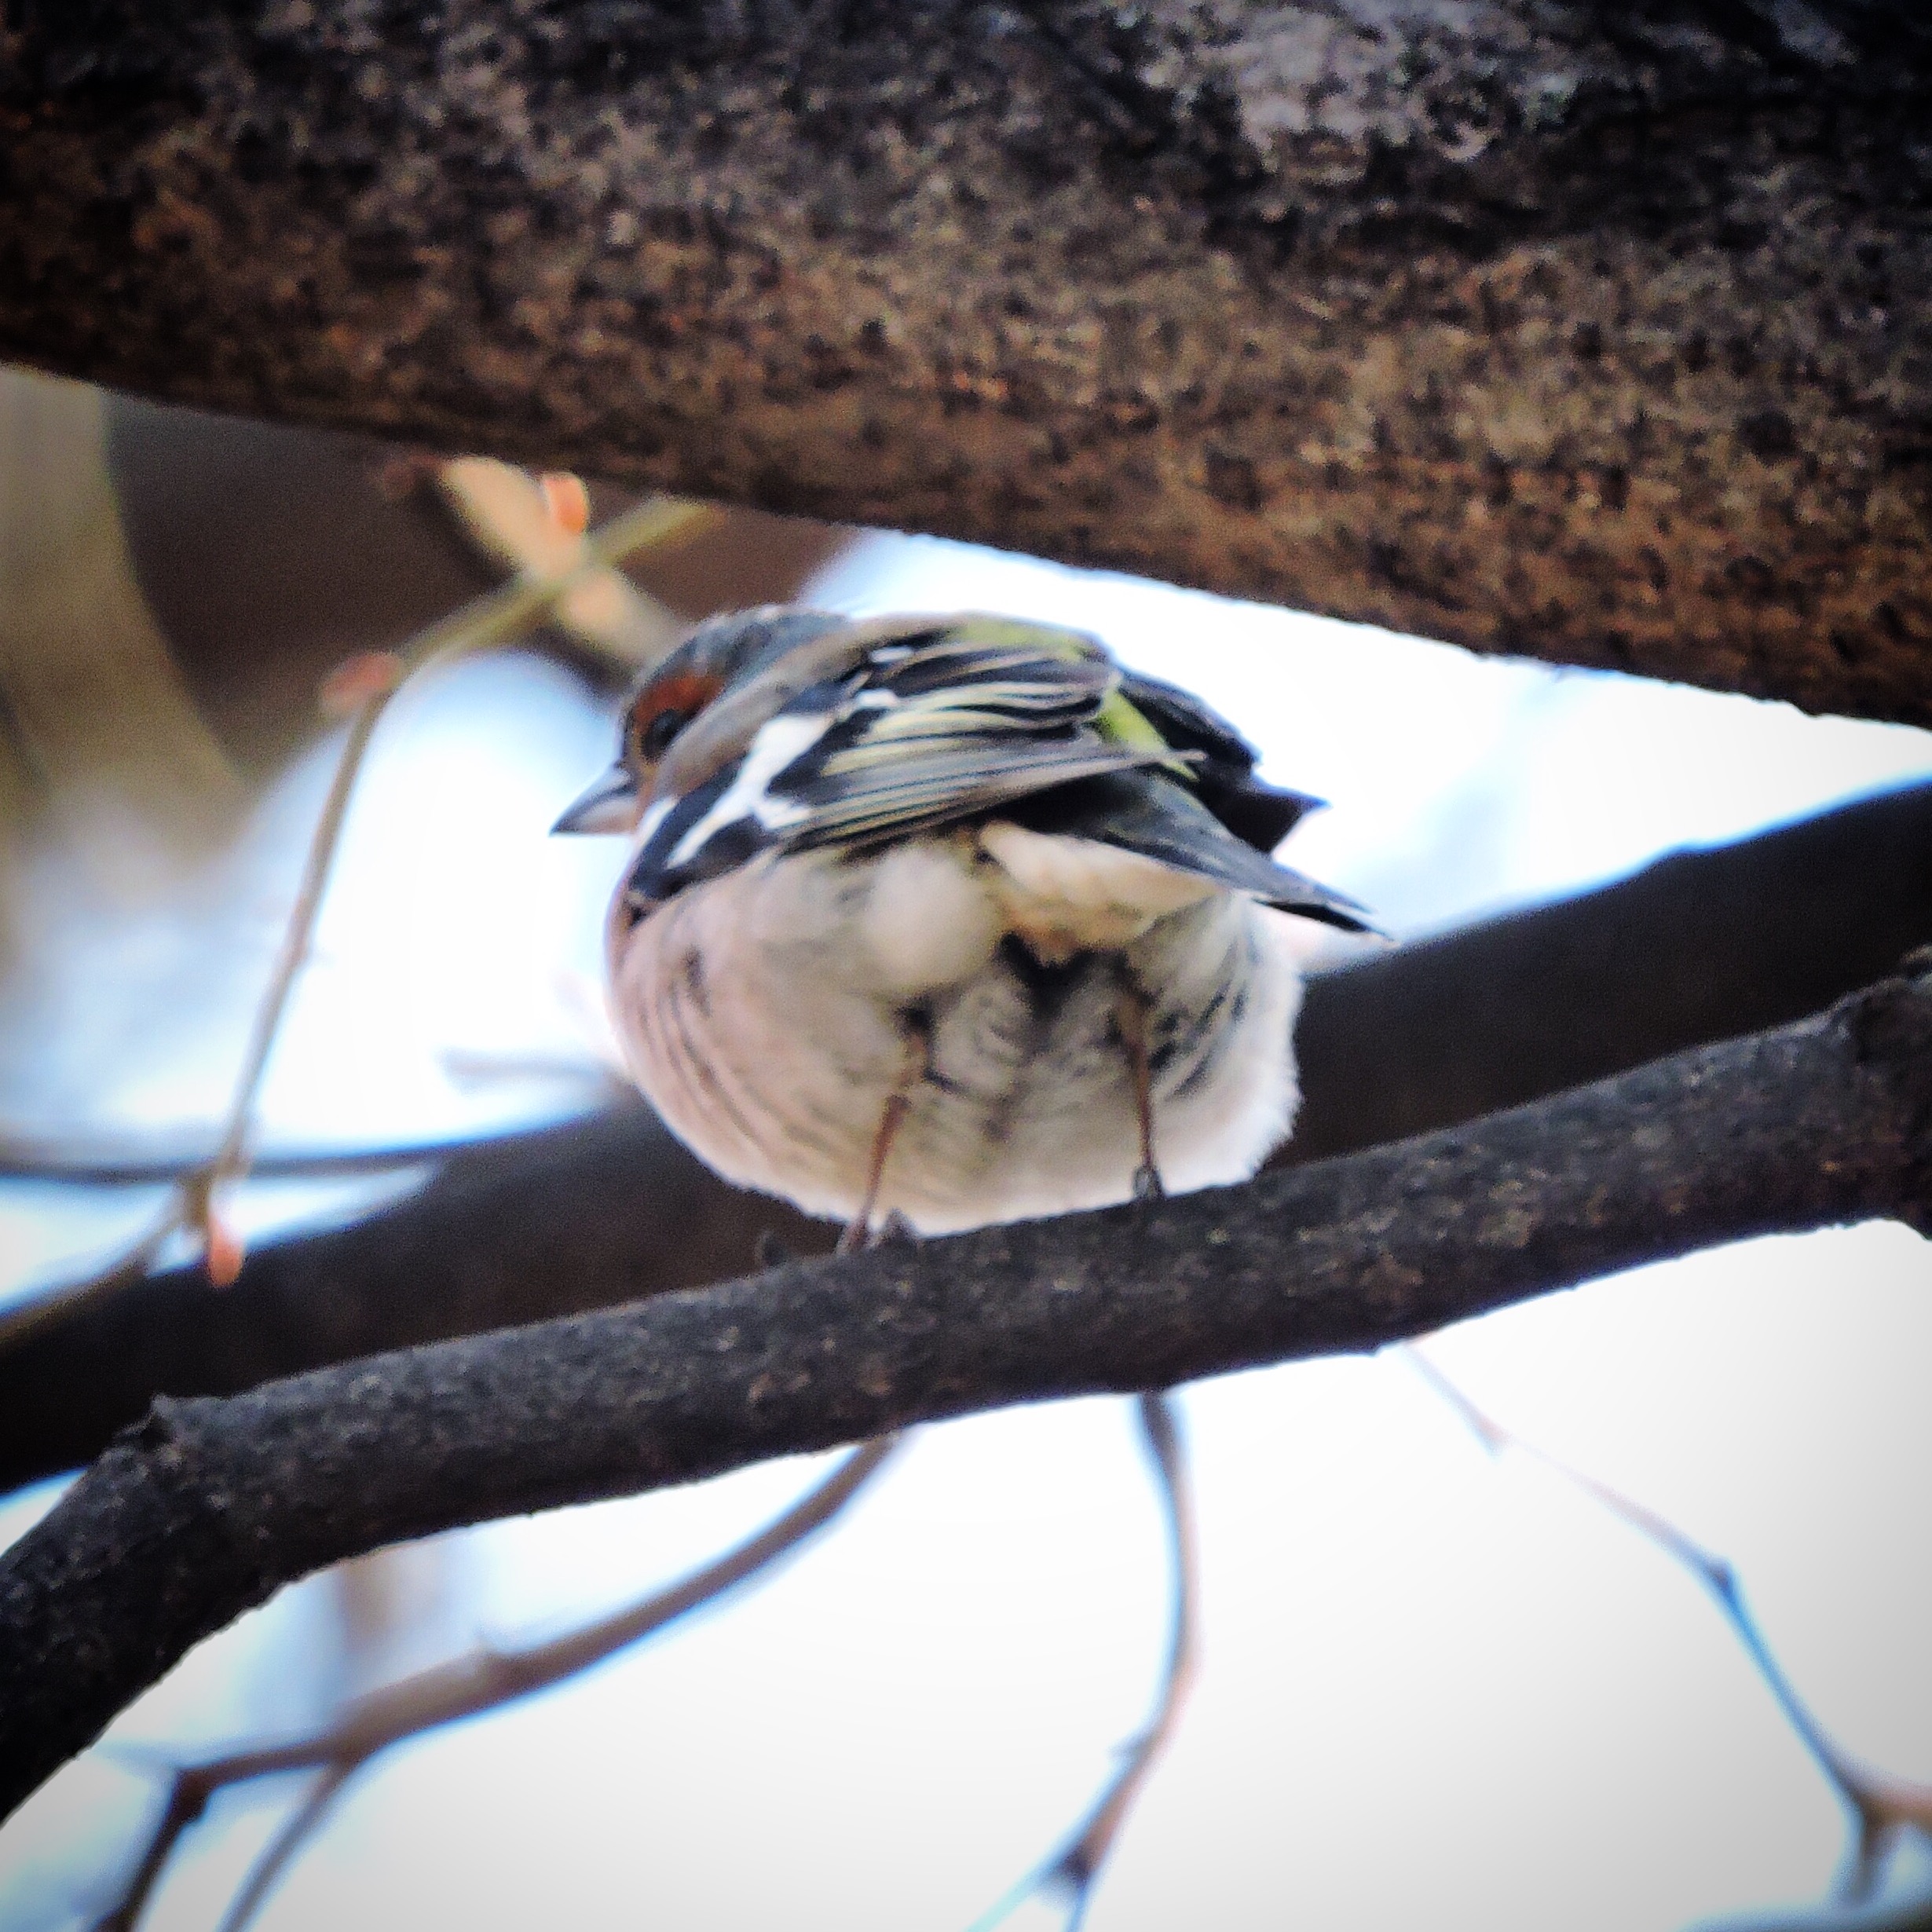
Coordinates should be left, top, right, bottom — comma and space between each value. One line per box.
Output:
2, 532, 1929, 1932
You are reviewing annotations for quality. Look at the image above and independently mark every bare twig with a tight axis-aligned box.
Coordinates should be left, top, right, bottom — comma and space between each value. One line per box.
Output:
2, 970, 1927, 1824
435, 456, 681, 669
437, 1047, 626, 1095
0, 1125, 558, 1186
1401, 1347, 1932, 1902
0, 494, 716, 1352
90, 1434, 902, 1932
966, 1390, 1199, 1932
207, 1766, 352, 1932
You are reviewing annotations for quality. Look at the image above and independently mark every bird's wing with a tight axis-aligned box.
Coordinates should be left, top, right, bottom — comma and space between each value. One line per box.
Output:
628, 614, 1373, 933
1006, 770, 1375, 932
775, 619, 1184, 846
1118, 669, 1327, 856
630, 617, 1176, 895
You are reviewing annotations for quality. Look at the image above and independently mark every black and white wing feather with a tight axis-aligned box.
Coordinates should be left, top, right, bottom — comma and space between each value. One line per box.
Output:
627, 617, 1168, 898
774, 626, 1171, 847
1006, 771, 1373, 931
624, 613, 1372, 932
1118, 669, 1326, 856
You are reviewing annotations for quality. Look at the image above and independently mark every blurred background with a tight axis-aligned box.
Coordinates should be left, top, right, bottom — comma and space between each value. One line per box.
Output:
0, 363, 1928, 1932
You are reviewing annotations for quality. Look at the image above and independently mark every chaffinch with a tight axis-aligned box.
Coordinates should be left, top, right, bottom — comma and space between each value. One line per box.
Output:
555, 607, 1369, 1247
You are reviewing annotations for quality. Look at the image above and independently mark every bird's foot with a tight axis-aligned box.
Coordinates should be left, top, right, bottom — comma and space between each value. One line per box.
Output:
1132, 1162, 1166, 1202
871, 1209, 922, 1249
836, 1207, 923, 1254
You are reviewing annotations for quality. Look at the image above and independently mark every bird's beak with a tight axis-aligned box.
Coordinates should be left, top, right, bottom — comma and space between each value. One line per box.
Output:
551, 764, 641, 835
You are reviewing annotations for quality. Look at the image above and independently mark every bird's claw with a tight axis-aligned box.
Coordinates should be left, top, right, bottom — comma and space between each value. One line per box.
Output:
872, 1209, 922, 1248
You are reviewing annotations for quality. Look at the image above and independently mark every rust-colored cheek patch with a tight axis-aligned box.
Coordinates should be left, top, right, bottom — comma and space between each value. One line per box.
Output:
628, 671, 728, 779
631, 670, 726, 734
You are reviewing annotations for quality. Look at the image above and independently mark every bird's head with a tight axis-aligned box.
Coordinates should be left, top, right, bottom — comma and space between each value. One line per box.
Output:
551, 605, 849, 835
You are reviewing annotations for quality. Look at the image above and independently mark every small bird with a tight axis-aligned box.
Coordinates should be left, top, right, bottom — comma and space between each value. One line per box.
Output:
554, 607, 1369, 1247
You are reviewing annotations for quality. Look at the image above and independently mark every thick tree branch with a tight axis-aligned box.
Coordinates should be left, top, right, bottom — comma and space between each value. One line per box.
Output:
3, 780, 1926, 1491
2, 970, 1927, 1824
0, 1107, 830, 1493
2, 4, 1929, 721
1288, 778, 1932, 1159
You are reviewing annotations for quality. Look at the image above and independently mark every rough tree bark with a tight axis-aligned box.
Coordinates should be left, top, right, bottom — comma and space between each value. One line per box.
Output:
2, 968, 1928, 1824
2, 2, 1930, 723
2, 777, 1927, 1491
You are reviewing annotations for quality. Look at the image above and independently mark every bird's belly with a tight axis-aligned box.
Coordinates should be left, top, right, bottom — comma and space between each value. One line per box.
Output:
608, 843, 1304, 1234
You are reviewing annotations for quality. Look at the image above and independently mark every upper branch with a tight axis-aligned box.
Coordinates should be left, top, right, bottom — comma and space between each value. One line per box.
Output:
2, 968, 1927, 1824
2, 2, 1930, 720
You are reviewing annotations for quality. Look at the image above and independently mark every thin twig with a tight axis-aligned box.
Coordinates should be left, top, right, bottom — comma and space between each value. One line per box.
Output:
210, 1766, 352, 1932
91, 1433, 902, 1932
967, 1391, 1200, 1932
1400, 1345, 1932, 1902
435, 457, 682, 670
0, 495, 717, 1355
0, 1124, 591, 1187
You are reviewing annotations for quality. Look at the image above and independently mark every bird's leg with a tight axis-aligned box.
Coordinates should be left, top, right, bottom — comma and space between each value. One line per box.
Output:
838, 1011, 931, 1254
1114, 972, 1165, 1202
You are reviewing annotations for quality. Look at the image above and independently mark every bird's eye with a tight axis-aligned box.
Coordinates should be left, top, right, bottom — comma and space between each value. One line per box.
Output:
625, 668, 723, 768
639, 707, 692, 762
